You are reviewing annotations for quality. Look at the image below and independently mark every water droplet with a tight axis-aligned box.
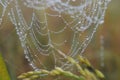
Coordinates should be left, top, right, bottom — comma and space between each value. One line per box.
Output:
8, 13, 10, 16
98, 1, 102, 5
18, 23, 20, 26
99, 20, 104, 24
58, 15, 61, 17
72, 0, 76, 2
78, 21, 81, 24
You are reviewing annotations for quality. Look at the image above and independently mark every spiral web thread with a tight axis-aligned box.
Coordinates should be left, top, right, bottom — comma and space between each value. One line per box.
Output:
0, 0, 111, 71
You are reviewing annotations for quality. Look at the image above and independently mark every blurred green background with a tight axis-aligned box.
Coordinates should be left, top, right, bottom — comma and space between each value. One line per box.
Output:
0, 0, 120, 80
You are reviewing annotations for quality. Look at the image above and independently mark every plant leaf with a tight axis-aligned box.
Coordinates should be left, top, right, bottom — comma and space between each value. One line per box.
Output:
0, 53, 11, 80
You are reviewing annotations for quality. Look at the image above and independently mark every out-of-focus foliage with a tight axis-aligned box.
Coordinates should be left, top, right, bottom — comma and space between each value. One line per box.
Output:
0, 53, 10, 80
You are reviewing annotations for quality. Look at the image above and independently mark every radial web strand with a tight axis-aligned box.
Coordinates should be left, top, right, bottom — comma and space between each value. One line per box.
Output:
0, 0, 12, 25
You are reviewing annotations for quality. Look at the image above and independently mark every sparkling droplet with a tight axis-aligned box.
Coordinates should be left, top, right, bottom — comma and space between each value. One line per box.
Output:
72, 0, 76, 2
99, 20, 104, 24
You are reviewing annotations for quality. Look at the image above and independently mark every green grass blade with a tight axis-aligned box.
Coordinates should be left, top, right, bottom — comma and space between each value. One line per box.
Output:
0, 53, 11, 80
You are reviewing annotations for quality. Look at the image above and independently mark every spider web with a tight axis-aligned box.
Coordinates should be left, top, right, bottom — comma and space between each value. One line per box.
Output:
0, 0, 111, 71
0, 0, 12, 25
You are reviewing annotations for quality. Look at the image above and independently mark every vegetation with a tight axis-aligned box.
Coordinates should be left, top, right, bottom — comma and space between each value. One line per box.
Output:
0, 53, 10, 80
18, 56, 104, 80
